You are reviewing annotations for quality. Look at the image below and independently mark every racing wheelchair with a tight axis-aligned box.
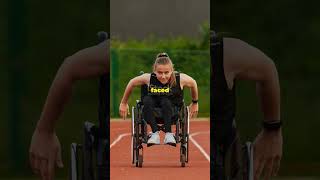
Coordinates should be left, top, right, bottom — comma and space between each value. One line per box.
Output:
131, 73, 190, 168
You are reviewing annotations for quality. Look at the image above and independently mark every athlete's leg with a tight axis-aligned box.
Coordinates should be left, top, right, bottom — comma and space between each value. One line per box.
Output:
159, 97, 173, 132
142, 95, 158, 132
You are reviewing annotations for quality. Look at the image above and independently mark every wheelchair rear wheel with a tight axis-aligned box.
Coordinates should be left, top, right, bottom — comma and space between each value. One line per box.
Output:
132, 104, 144, 167
137, 154, 143, 167
180, 106, 189, 167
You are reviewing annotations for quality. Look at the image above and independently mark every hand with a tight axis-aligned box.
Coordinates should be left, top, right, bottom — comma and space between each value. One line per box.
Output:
29, 128, 63, 180
119, 103, 129, 120
189, 102, 198, 118
253, 129, 282, 180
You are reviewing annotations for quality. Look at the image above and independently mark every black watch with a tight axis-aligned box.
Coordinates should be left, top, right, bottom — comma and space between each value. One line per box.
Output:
263, 120, 282, 131
192, 99, 198, 104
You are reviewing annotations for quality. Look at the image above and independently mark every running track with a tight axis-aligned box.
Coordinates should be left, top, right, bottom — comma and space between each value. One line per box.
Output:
110, 118, 210, 180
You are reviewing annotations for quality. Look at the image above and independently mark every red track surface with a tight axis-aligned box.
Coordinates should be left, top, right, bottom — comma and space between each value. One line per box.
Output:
110, 119, 210, 180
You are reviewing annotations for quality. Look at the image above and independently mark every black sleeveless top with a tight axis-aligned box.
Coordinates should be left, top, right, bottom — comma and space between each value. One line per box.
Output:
211, 33, 236, 145
147, 72, 183, 106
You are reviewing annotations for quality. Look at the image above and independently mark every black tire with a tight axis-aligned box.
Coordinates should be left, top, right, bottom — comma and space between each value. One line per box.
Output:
138, 155, 143, 168
134, 106, 140, 166
135, 145, 140, 167
180, 153, 186, 167
180, 114, 188, 167
131, 135, 136, 164
182, 106, 189, 163
131, 107, 135, 165
134, 104, 145, 168
176, 119, 180, 143
179, 105, 186, 144
186, 134, 189, 162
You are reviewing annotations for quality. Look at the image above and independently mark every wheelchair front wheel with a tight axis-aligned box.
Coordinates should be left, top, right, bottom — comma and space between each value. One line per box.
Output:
137, 154, 143, 167
180, 147, 186, 167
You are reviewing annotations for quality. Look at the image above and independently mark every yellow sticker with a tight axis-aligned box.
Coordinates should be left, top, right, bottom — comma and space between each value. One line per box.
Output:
149, 86, 170, 94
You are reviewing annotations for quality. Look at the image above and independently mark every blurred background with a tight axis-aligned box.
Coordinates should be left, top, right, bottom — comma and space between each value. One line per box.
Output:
1, 0, 107, 179
212, 0, 320, 178
110, 0, 210, 118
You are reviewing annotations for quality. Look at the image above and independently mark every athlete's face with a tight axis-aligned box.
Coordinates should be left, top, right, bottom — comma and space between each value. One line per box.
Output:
154, 64, 173, 84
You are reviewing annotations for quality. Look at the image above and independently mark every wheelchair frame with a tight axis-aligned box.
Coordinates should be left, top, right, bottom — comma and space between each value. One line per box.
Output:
243, 142, 254, 180
131, 92, 190, 168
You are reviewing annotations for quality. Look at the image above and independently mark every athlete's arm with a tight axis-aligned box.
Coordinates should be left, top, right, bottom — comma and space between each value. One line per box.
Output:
29, 40, 109, 180
180, 73, 198, 101
180, 73, 199, 117
224, 38, 280, 120
119, 73, 149, 119
224, 38, 282, 180
37, 41, 109, 132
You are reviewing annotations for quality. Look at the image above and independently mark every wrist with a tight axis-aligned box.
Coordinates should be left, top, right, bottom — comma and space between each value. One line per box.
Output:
120, 101, 127, 105
36, 119, 55, 134
262, 127, 282, 136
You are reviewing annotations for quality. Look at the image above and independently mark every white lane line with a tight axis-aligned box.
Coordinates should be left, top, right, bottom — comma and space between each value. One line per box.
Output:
189, 131, 210, 162
110, 133, 131, 149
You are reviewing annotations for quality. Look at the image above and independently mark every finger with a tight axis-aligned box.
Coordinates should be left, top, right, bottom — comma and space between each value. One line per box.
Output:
263, 158, 274, 180
194, 111, 198, 118
253, 156, 259, 180
127, 106, 130, 115
120, 111, 125, 120
48, 154, 56, 180
253, 144, 260, 173
272, 156, 281, 176
253, 147, 262, 180
192, 111, 196, 118
29, 152, 35, 170
255, 159, 265, 180
34, 158, 41, 175
40, 158, 48, 180
30, 153, 39, 175
123, 111, 127, 120
189, 111, 194, 118
56, 147, 64, 168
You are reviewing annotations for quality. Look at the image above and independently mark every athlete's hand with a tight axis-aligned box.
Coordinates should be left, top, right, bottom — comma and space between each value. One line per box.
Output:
119, 103, 130, 120
189, 102, 198, 118
29, 128, 63, 180
253, 129, 282, 180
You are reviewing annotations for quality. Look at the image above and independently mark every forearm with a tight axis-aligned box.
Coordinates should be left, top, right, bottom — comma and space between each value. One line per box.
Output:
120, 80, 135, 104
37, 66, 74, 133
190, 80, 198, 100
36, 42, 108, 132
256, 66, 280, 121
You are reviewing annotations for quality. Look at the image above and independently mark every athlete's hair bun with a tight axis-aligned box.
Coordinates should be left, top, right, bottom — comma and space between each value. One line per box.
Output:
157, 52, 169, 58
